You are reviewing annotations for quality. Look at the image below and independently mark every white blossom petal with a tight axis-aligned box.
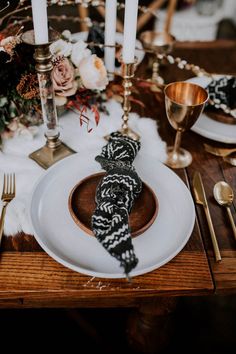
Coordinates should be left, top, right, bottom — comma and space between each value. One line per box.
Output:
50, 39, 72, 57
79, 54, 108, 91
71, 40, 91, 67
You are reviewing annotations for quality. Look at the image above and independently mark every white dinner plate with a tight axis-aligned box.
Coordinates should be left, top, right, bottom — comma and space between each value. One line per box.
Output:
187, 75, 236, 144
29, 152, 195, 279
71, 31, 145, 67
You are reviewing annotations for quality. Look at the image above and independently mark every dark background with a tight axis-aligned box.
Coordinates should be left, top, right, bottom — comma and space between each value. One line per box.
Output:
1, 295, 236, 354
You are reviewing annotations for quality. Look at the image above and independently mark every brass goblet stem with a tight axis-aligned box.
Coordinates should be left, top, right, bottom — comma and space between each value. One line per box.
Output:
120, 62, 140, 141
172, 130, 182, 155
167, 129, 184, 167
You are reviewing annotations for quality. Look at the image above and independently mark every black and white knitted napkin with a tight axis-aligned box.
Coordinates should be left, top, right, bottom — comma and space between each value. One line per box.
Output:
91, 132, 142, 276
206, 76, 236, 109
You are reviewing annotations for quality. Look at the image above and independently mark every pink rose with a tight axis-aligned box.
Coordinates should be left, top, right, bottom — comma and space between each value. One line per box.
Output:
52, 57, 77, 97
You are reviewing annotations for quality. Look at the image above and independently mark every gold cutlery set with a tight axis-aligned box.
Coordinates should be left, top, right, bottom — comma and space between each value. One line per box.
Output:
193, 171, 236, 262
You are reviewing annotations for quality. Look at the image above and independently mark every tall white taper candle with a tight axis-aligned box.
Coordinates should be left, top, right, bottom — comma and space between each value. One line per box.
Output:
122, 0, 139, 63
105, 0, 117, 80
31, 0, 49, 44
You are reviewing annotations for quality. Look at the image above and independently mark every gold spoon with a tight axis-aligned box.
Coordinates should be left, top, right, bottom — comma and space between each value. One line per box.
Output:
213, 181, 236, 241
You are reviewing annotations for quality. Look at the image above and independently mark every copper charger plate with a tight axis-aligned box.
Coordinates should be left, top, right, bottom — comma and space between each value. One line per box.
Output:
68, 172, 158, 238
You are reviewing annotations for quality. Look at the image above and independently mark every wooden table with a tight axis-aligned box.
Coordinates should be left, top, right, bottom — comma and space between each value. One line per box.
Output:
1, 40, 236, 352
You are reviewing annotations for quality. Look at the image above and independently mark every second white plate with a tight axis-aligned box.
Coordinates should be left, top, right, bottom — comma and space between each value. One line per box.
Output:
188, 76, 236, 144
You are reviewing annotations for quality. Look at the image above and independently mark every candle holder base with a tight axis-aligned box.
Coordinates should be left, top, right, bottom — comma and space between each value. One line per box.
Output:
165, 146, 192, 169
29, 134, 76, 169
119, 127, 140, 141
104, 127, 140, 142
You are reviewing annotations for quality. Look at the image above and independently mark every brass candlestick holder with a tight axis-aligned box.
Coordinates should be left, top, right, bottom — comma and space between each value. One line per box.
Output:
21, 29, 75, 169
119, 61, 140, 141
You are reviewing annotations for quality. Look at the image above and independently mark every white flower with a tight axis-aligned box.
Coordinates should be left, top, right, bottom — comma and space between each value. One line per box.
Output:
62, 30, 72, 41
7, 118, 19, 132
2, 119, 38, 140
55, 95, 67, 106
79, 54, 108, 91
50, 39, 72, 57
17, 125, 39, 139
71, 40, 91, 68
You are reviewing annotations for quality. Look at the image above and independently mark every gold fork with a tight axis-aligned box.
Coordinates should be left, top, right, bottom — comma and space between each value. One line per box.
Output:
204, 144, 236, 157
0, 174, 16, 245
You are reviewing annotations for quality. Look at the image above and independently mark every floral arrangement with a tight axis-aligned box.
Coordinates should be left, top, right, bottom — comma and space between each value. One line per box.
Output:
0, 26, 109, 144
50, 30, 108, 106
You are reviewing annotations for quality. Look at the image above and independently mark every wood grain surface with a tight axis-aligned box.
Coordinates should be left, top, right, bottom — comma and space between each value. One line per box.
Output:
0, 249, 212, 308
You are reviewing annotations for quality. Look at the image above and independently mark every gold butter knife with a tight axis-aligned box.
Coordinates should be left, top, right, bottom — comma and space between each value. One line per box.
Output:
192, 172, 221, 262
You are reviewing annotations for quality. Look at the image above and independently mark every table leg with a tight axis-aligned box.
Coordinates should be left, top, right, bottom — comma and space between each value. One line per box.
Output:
127, 297, 178, 353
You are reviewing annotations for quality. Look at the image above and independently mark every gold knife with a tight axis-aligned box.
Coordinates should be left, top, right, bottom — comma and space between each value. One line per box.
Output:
193, 171, 221, 262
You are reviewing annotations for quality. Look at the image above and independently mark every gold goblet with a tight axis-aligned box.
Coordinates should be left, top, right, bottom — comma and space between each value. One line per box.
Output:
164, 81, 208, 169
140, 31, 175, 92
